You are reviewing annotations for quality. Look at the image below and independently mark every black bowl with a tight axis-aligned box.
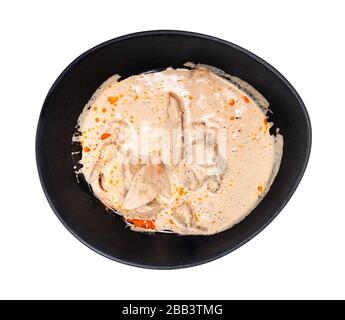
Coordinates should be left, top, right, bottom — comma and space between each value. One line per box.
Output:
36, 30, 311, 269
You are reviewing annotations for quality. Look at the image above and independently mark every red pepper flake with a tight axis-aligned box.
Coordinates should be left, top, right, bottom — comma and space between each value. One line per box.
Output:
229, 99, 235, 106
188, 95, 193, 100
263, 118, 268, 125
101, 133, 111, 140
102, 107, 107, 113
83, 146, 90, 152
258, 185, 263, 193
107, 96, 119, 105
242, 96, 250, 103
169, 219, 175, 225
127, 219, 155, 230
230, 116, 235, 121
95, 117, 100, 122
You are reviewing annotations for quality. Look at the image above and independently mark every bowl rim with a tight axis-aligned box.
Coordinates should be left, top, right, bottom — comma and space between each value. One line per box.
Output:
36, 30, 312, 269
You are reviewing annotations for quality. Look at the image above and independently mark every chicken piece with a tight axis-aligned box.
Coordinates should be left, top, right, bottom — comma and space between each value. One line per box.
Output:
124, 199, 162, 220
88, 143, 128, 209
122, 164, 170, 210
89, 143, 117, 194
184, 166, 199, 191
204, 127, 218, 167
184, 165, 206, 191
167, 93, 183, 129
173, 202, 193, 228
206, 175, 221, 193
184, 121, 205, 165
167, 92, 184, 165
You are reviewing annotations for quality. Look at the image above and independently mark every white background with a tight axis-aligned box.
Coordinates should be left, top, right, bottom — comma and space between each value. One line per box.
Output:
0, 0, 344, 300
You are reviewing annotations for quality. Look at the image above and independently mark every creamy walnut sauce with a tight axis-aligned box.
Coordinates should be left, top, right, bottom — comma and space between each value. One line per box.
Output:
73, 64, 283, 235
